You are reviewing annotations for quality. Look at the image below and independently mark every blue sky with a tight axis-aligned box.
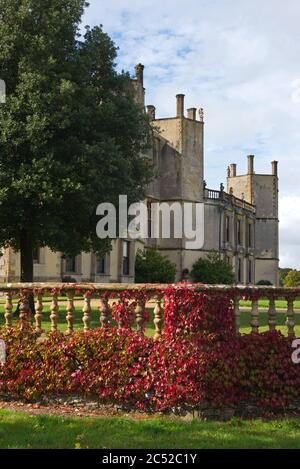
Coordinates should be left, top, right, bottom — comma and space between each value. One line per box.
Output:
83, 0, 300, 268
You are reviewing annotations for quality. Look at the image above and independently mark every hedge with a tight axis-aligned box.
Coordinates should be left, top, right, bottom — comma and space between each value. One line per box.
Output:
0, 287, 299, 412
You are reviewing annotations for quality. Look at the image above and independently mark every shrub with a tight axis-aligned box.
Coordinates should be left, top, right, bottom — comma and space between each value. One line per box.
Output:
256, 280, 273, 286
135, 248, 177, 283
239, 331, 300, 408
163, 285, 235, 339
0, 325, 153, 407
191, 252, 235, 285
145, 334, 242, 411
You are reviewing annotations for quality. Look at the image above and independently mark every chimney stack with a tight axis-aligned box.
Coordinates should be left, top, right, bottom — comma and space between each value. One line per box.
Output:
272, 160, 278, 177
176, 94, 185, 118
146, 105, 156, 120
135, 64, 144, 86
199, 108, 204, 123
247, 155, 254, 174
229, 164, 237, 177
187, 108, 197, 120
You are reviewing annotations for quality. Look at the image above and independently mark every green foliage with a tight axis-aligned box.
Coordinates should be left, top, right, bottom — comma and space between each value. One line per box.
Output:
135, 248, 177, 284
191, 252, 235, 285
256, 280, 273, 286
283, 270, 300, 287
0, 0, 152, 279
279, 268, 293, 286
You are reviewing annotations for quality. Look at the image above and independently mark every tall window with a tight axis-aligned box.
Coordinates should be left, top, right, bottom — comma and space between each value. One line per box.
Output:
33, 248, 40, 264
238, 258, 242, 283
96, 255, 105, 274
248, 222, 253, 248
237, 219, 242, 245
248, 260, 252, 284
65, 257, 76, 273
122, 241, 130, 276
225, 215, 230, 242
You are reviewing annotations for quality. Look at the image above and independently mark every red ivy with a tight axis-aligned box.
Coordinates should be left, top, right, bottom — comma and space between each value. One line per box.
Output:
0, 287, 299, 411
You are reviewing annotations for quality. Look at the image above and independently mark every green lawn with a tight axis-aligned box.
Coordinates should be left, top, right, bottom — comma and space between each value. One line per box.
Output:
239, 311, 300, 336
0, 410, 300, 449
240, 299, 300, 309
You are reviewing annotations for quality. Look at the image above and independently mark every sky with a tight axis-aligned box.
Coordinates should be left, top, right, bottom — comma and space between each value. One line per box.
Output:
83, 0, 300, 268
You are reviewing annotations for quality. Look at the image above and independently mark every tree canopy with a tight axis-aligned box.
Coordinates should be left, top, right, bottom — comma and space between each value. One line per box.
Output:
0, 0, 152, 280
283, 270, 300, 287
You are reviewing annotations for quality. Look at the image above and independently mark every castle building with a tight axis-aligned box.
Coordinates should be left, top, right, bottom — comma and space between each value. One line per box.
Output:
0, 64, 279, 285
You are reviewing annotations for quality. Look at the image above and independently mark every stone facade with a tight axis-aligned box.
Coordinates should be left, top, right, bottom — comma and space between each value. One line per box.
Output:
227, 157, 279, 285
0, 65, 279, 285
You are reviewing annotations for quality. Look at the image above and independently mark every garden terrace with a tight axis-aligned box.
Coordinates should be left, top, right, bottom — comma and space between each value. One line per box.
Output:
0, 283, 300, 338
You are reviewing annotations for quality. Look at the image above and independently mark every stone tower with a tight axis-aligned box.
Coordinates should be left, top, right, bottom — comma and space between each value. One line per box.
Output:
145, 93, 205, 278
152, 94, 204, 203
227, 155, 279, 285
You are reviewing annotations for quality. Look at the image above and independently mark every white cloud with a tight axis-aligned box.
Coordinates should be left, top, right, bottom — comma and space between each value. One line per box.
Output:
280, 196, 300, 268
83, 0, 300, 268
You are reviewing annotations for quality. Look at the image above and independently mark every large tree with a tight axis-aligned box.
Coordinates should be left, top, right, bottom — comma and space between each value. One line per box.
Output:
0, 0, 151, 281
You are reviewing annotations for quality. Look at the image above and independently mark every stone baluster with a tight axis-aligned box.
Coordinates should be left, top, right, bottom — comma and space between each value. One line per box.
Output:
153, 295, 163, 340
268, 298, 276, 331
99, 297, 110, 328
116, 300, 125, 330
50, 293, 59, 332
82, 295, 91, 332
135, 299, 145, 333
35, 293, 43, 334
19, 294, 30, 329
286, 297, 296, 339
250, 299, 259, 333
233, 296, 240, 335
66, 291, 75, 335
4, 292, 13, 328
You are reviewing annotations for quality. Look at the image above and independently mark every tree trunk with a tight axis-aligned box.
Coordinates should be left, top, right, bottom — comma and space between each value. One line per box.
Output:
19, 229, 35, 314
20, 229, 34, 282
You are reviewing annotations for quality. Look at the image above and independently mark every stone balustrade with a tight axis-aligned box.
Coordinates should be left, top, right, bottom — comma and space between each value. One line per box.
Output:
0, 283, 299, 338
204, 187, 256, 213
